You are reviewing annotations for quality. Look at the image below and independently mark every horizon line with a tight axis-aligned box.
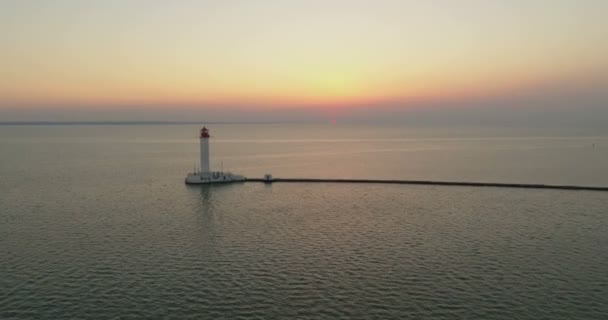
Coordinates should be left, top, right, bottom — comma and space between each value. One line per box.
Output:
0, 121, 324, 126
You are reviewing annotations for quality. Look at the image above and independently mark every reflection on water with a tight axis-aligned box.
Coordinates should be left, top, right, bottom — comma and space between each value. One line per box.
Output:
197, 185, 215, 213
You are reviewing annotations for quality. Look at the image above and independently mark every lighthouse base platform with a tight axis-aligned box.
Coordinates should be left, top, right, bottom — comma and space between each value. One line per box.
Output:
185, 171, 246, 184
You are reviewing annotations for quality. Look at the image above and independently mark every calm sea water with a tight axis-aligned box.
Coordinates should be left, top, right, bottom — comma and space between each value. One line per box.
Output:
1, 124, 608, 319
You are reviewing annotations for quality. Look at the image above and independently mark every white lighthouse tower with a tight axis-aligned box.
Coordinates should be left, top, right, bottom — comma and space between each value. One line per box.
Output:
199, 126, 210, 174
185, 126, 246, 184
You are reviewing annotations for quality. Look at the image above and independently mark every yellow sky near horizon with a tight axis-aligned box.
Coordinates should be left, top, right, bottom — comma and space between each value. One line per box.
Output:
1, 0, 607, 109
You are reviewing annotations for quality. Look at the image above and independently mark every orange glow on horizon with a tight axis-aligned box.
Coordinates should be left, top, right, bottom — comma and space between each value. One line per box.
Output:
2, 62, 591, 111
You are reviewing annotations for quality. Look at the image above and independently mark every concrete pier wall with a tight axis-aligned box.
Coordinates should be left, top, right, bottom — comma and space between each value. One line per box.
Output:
244, 178, 608, 192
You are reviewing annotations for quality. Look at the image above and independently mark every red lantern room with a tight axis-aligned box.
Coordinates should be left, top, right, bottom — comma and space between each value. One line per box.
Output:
200, 126, 210, 139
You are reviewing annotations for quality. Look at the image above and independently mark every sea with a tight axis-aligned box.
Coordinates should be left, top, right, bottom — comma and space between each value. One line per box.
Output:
1, 124, 607, 319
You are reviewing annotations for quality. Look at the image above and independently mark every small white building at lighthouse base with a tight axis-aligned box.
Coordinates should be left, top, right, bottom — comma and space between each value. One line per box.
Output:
185, 171, 246, 184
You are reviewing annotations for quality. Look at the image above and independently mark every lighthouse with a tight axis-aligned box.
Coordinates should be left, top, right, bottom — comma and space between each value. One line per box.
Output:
199, 126, 210, 174
185, 125, 246, 184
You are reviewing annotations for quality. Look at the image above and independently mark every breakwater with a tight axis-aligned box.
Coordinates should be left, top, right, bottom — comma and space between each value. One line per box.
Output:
245, 178, 608, 192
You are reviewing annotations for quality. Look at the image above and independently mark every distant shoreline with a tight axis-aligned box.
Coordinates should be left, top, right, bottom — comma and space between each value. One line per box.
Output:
0, 121, 290, 126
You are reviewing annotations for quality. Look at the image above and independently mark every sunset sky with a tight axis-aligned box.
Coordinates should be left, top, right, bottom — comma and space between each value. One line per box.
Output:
1, 0, 607, 123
